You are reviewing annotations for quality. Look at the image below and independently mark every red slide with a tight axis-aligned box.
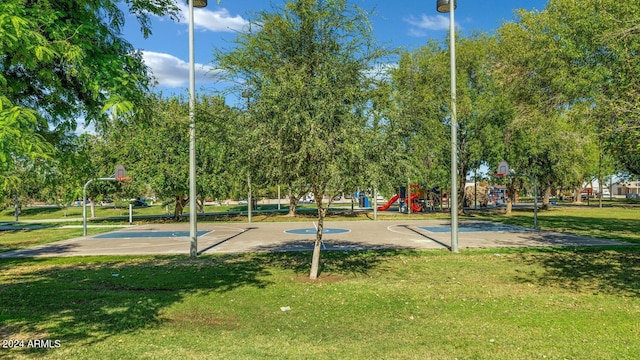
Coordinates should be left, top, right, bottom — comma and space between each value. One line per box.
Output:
409, 193, 421, 212
377, 194, 400, 211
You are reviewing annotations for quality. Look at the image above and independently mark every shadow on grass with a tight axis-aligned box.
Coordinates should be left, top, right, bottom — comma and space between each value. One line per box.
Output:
0, 249, 396, 356
2, 206, 63, 218
0, 255, 271, 355
253, 248, 410, 277
511, 247, 640, 297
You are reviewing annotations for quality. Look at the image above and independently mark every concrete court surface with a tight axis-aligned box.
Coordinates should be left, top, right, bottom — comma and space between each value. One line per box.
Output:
0, 219, 630, 259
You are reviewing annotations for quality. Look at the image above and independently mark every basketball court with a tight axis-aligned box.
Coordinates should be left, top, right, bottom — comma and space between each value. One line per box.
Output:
0, 219, 629, 259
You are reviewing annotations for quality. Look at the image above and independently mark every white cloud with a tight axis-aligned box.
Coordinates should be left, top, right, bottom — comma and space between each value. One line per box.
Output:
142, 51, 219, 88
178, 3, 249, 32
404, 14, 451, 36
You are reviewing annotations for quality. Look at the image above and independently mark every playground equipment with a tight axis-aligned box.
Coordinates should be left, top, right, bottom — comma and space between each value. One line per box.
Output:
377, 194, 399, 211
377, 185, 439, 213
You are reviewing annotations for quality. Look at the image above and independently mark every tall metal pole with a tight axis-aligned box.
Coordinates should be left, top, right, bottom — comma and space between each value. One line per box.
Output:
449, 2, 459, 252
188, 0, 198, 259
247, 174, 252, 223
532, 177, 538, 230
83, 180, 90, 237
438, 0, 459, 252
243, 91, 252, 223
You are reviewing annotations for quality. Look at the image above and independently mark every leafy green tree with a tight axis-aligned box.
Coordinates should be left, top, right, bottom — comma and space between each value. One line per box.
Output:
0, 96, 54, 204
0, 0, 180, 124
97, 93, 238, 219
495, 0, 640, 190
584, 1, 640, 175
494, 3, 606, 208
391, 34, 510, 213
35, 134, 91, 216
388, 47, 448, 194
214, 0, 389, 279
1, 0, 181, 207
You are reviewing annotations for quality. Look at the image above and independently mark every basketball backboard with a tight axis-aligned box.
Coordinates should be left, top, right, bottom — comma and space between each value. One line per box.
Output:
115, 164, 129, 181
496, 160, 510, 177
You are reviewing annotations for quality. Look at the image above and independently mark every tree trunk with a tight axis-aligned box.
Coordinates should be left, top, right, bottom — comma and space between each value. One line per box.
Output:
286, 188, 302, 216
174, 195, 188, 220
458, 165, 468, 215
288, 196, 298, 216
310, 206, 326, 280
14, 195, 20, 222
598, 142, 603, 208
542, 186, 552, 210
90, 199, 96, 219
573, 185, 583, 203
506, 198, 512, 214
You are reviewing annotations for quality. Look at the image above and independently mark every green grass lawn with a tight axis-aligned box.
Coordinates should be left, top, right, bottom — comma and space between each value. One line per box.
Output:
1, 204, 639, 358
1, 249, 639, 359
471, 205, 640, 243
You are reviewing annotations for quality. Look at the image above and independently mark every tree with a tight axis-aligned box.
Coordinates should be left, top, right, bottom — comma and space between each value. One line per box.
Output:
0, 0, 180, 124
96, 93, 238, 219
391, 34, 511, 213
389, 46, 449, 195
1, 0, 181, 207
214, 0, 389, 279
495, 0, 640, 185
586, 1, 640, 175
494, 3, 606, 209
0, 96, 54, 202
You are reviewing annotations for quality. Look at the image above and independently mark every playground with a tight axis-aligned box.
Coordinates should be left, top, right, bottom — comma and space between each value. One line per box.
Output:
0, 219, 627, 259
375, 184, 449, 213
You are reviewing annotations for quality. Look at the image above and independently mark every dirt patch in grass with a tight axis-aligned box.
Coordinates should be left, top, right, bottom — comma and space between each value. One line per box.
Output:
292, 273, 348, 284
162, 310, 241, 330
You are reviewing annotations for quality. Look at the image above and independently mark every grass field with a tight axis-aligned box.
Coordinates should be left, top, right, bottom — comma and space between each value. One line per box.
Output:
0, 202, 355, 222
472, 205, 640, 243
1, 249, 639, 359
0, 226, 122, 253
1, 204, 639, 358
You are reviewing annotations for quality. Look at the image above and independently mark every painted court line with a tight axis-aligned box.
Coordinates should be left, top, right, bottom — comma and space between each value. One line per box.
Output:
92, 230, 212, 239
419, 224, 532, 233
284, 228, 351, 235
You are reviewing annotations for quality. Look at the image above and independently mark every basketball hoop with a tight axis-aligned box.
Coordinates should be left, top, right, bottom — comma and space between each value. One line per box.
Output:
114, 164, 129, 182
496, 160, 510, 178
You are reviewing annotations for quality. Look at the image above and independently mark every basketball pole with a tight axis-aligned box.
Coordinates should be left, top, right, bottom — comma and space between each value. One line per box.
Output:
83, 177, 116, 237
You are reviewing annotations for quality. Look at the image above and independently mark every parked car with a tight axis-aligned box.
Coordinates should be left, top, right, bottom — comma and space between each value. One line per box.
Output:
626, 193, 640, 199
301, 193, 315, 203
130, 199, 148, 207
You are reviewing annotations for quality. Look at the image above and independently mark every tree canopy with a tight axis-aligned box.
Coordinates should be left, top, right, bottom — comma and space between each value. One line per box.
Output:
214, 0, 391, 278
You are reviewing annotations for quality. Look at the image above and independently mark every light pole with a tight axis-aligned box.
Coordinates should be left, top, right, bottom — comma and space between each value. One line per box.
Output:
242, 90, 252, 223
437, 0, 458, 253
188, 0, 207, 259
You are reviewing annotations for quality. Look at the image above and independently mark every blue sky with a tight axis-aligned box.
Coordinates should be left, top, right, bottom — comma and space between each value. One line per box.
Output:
122, 0, 548, 95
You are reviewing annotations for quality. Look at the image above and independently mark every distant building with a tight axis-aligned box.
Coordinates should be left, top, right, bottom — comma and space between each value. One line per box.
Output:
612, 181, 640, 196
